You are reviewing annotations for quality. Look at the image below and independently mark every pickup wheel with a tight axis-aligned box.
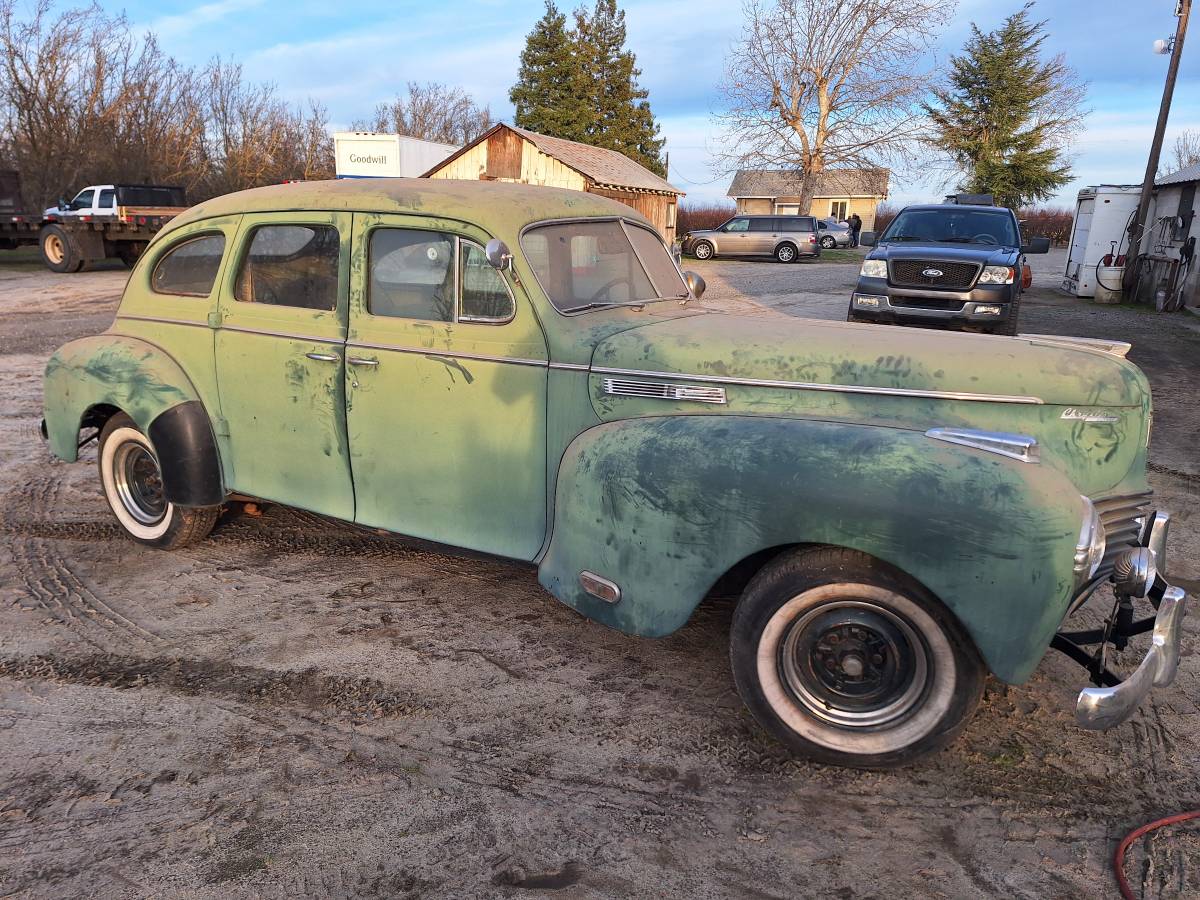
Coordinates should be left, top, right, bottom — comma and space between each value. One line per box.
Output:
97, 413, 219, 549
997, 293, 1021, 336
730, 546, 985, 769
41, 225, 83, 273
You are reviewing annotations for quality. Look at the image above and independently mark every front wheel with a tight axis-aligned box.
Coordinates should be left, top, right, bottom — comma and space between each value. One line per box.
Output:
997, 294, 1021, 336
691, 240, 714, 260
730, 546, 985, 768
97, 413, 220, 549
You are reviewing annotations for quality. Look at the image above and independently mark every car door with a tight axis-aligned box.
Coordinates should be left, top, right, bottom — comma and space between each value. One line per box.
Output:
746, 217, 777, 255
96, 187, 116, 216
69, 189, 94, 216
345, 212, 548, 560
720, 217, 751, 255
213, 211, 356, 520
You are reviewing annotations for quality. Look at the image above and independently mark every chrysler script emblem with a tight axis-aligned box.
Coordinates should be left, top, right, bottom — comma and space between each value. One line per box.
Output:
922, 268, 944, 278
1061, 407, 1120, 424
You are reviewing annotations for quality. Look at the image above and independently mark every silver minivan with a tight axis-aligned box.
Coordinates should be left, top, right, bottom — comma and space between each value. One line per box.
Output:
681, 214, 820, 263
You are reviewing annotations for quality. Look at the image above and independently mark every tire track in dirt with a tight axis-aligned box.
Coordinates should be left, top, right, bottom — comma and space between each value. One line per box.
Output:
1, 469, 167, 650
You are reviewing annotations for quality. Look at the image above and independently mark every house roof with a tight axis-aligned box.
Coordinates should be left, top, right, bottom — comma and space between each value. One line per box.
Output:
425, 123, 682, 196
727, 168, 889, 199
1157, 162, 1200, 186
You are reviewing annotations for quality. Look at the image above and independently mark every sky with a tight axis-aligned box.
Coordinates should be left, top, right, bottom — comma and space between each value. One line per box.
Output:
110, 0, 1200, 208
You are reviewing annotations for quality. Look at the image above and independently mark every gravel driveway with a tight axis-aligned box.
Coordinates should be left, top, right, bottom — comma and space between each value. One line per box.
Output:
1, 251, 1198, 899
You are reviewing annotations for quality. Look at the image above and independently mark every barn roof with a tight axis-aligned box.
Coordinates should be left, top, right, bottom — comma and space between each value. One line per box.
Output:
1157, 161, 1200, 186
425, 123, 682, 196
727, 168, 890, 199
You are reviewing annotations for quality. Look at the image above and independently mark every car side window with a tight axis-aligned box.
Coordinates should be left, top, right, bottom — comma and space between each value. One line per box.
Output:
235, 224, 340, 311
151, 233, 226, 297
71, 189, 94, 210
749, 218, 774, 232
460, 241, 514, 322
725, 218, 749, 233
98, 189, 115, 209
369, 228, 455, 321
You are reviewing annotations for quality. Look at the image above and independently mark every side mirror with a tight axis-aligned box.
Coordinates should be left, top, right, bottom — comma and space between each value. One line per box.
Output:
1022, 237, 1050, 254
683, 271, 706, 299
485, 238, 512, 270
859, 231, 876, 247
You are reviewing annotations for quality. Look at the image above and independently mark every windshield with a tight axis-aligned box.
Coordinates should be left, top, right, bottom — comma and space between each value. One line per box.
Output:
522, 219, 688, 313
881, 209, 1019, 246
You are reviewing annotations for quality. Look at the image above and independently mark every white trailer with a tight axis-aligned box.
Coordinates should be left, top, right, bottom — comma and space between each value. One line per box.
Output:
1062, 185, 1142, 298
333, 132, 458, 179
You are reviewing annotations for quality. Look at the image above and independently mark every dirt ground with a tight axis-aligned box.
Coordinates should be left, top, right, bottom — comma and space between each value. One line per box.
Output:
2, 249, 1199, 899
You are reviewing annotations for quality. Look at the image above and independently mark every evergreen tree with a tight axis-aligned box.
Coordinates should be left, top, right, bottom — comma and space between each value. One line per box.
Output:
508, 0, 666, 177
509, 2, 588, 141
925, 3, 1084, 209
573, 0, 665, 176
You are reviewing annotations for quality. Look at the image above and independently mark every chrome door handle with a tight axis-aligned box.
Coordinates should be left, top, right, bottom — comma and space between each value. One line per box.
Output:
347, 357, 379, 367
305, 352, 339, 362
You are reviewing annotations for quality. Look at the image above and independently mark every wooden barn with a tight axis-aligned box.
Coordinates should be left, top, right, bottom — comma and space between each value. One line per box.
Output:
422, 123, 684, 242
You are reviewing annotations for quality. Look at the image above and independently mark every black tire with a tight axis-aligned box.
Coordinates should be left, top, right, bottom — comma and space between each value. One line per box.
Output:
997, 293, 1021, 336
692, 240, 714, 260
730, 546, 985, 769
820, 235, 837, 249
97, 413, 220, 549
115, 244, 143, 268
40, 224, 83, 273
774, 242, 798, 263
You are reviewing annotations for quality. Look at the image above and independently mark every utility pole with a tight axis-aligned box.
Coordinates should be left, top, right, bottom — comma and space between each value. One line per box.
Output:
1124, 0, 1191, 299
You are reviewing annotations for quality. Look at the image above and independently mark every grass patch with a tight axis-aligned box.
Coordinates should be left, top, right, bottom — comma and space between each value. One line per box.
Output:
0, 245, 44, 271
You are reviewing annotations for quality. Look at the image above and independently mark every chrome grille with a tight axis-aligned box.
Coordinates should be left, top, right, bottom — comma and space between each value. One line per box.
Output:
601, 378, 727, 404
889, 259, 980, 290
1092, 491, 1152, 574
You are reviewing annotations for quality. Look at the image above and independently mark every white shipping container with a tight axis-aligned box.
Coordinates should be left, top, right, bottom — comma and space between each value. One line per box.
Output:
1062, 185, 1142, 298
333, 132, 459, 179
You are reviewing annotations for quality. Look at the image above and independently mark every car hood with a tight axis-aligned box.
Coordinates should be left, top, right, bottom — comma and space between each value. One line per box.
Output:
589, 312, 1148, 408
868, 241, 1020, 265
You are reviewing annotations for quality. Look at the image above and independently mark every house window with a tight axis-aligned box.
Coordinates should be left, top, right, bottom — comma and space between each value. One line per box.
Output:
775, 204, 801, 215
829, 200, 849, 221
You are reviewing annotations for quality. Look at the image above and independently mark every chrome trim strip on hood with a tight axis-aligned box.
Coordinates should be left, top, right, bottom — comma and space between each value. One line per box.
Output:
1021, 333, 1132, 359
589, 366, 1044, 404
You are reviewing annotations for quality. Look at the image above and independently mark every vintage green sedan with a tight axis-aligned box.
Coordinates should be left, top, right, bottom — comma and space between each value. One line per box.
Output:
42, 179, 1186, 768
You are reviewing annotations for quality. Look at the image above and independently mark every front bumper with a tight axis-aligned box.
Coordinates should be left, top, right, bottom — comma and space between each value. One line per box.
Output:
1058, 510, 1189, 730
850, 277, 1018, 327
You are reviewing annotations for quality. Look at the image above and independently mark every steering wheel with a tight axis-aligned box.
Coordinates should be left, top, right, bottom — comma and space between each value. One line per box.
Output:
588, 276, 632, 304
971, 233, 999, 244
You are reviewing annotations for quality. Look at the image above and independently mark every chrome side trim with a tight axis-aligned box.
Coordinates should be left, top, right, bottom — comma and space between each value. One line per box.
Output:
549, 362, 591, 371
590, 366, 1043, 404
346, 340, 548, 368
602, 377, 727, 404
222, 324, 338, 343
925, 427, 1040, 462
116, 314, 210, 329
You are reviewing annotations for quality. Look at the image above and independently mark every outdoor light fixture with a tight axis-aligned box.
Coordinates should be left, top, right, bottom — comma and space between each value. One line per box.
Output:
1153, 37, 1176, 54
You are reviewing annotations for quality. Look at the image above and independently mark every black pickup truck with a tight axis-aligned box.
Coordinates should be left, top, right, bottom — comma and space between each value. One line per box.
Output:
847, 197, 1050, 335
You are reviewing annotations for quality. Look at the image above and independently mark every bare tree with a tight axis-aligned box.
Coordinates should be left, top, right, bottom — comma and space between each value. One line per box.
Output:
356, 82, 493, 146
1165, 129, 1200, 175
715, 0, 951, 209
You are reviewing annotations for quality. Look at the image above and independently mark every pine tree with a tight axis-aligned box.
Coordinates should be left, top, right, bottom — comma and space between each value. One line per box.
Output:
508, 0, 666, 177
925, 2, 1084, 209
509, 2, 588, 141
574, 0, 665, 176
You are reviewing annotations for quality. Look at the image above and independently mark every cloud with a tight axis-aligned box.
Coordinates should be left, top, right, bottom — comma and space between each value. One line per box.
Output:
144, 0, 265, 42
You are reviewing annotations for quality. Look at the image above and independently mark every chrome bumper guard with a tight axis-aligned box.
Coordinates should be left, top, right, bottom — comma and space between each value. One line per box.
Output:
1060, 510, 1189, 730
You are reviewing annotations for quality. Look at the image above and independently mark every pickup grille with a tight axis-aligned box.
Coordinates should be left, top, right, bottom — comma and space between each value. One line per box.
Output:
889, 297, 966, 310
890, 260, 980, 290
1092, 491, 1152, 575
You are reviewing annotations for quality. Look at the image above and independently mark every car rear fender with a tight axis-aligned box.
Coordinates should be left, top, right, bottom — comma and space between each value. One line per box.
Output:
539, 414, 1084, 683
44, 335, 224, 506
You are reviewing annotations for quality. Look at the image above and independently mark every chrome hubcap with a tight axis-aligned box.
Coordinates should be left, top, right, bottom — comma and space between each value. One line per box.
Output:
113, 442, 167, 525
779, 601, 929, 729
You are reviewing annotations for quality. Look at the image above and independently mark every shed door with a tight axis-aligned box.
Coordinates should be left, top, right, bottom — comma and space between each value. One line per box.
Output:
486, 130, 523, 180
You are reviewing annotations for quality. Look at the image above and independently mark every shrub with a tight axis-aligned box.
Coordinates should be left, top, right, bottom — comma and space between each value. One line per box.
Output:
677, 201, 736, 235
1016, 207, 1074, 246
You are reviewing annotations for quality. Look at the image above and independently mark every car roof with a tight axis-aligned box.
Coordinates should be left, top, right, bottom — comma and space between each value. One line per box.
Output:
900, 204, 1011, 214
162, 178, 653, 239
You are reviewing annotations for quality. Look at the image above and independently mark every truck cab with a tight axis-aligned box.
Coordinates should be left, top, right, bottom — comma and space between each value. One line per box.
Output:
848, 196, 1050, 335
46, 185, 118, 219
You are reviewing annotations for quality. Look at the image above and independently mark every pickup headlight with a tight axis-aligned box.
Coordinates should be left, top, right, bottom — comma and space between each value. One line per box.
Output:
1074, 497, 1106, 582
860, 259, 887, 278
978, 265, 1015, 285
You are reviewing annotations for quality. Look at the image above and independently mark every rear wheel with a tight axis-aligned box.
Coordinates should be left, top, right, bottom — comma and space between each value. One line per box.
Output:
774, 242, 798, 263
730, 546, 985, 768
692, 240, 714, 260
820, 235, 836, 249
41, 225, 83, 273
98, 413, 219, 549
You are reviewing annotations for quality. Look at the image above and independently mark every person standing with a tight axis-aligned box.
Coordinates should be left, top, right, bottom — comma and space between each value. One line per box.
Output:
848, 213, 862, 248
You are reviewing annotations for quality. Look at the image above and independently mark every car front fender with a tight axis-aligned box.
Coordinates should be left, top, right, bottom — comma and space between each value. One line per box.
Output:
539, 415, 1085, 683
